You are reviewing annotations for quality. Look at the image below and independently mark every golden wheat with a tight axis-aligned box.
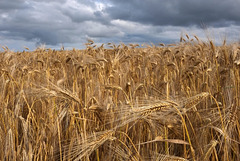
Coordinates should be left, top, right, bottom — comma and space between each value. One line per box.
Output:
0, 36, 240, 160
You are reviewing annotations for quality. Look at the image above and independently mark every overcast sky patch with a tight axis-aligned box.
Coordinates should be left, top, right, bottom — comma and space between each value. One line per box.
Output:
0, 0, 240, 51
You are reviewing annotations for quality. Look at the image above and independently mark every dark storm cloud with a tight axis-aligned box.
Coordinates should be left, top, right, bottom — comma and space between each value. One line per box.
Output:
105, 0, 240, 27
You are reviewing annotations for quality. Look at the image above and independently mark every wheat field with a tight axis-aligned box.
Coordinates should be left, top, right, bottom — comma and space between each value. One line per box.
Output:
0, 36, 240, 160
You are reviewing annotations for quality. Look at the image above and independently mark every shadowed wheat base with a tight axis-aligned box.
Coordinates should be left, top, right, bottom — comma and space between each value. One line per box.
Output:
0, 36, 240, 160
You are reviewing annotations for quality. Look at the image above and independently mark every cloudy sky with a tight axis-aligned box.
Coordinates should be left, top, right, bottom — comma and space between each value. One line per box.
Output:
1, 0, 240, 51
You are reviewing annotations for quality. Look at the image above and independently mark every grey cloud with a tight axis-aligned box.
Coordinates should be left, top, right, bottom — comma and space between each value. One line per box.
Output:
1, 29, 68, 46
0, 1, 74, 46
32, 30, 71, 46
0, 0, 28, 10
61, 8, 95, 23
83, 21, 123, 38
105, 0, 240, 27
1, 0, 240, 51
32, 0, 66, 3
0, 0, 117, 48
59, 1, 110, 25
0, 23, 72, 46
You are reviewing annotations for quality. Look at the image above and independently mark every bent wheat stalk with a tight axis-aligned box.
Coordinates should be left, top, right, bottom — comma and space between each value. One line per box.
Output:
59, 130, 115, 161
